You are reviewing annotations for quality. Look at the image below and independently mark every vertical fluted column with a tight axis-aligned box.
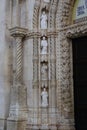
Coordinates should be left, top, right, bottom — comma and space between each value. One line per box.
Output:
16, 0, 20, 26
7, 27, 28, 130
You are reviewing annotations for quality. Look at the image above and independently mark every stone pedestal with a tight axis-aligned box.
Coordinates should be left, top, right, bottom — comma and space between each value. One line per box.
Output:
7, 27, 28, 130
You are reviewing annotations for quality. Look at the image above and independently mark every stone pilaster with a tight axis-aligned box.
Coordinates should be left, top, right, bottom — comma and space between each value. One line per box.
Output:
7, 27, 28, 130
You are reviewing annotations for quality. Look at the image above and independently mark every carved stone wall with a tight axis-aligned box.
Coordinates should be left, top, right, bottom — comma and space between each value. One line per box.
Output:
55, 1, 87, 130
56, 0, 75, 29
27, 0, 58, 130
1, 0, 87, 130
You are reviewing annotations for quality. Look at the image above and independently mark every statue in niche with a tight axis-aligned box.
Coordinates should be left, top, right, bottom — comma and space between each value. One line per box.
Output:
44, 0, 50, 3
41, 88, 48, 107
41, 37, 48, 54
40, 11, 47, 29
41, 63, 47, 80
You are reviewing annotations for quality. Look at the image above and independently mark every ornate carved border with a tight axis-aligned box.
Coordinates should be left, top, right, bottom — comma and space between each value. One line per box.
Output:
57, 20, 87, 129
64, 21, 87, 38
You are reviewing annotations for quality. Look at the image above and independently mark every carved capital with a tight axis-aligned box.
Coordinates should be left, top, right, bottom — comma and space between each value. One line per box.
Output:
9, 26, 28, 38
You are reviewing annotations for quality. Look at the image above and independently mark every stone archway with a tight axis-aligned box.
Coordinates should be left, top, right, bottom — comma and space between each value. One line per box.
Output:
56, 1, 87, 130
28, 0, 78, 130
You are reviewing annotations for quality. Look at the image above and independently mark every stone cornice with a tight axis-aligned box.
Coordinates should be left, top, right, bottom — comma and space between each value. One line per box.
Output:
25, 21, 87, 39
9, 26, 28, 38
26, 30, 58, 39
9, 21, 87, 39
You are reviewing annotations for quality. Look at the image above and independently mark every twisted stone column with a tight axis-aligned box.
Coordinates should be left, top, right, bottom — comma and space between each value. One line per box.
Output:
16, 37, 23, 82
7, 27, 28, 130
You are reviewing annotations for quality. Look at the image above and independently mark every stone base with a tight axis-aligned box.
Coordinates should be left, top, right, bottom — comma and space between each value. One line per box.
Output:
58, 125, 75, 130
26, 124, 58, 130
7, 118, 27, 130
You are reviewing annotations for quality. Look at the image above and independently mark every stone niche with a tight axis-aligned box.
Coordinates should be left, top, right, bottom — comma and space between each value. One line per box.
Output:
1, 0, 87, 130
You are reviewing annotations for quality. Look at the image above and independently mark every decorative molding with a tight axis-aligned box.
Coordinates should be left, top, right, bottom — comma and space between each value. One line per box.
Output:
14, 20, 87, 40
26, 30, 58, 39
49, 0, 58, 29
56, 0, 74, 28
33, 0, 41, 29
63, 21, 87, 38
9, 26, 28, 37
59, 33, 73, 114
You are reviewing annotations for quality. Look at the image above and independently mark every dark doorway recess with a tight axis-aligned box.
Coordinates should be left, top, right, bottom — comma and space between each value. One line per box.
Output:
72, 36, 87, 130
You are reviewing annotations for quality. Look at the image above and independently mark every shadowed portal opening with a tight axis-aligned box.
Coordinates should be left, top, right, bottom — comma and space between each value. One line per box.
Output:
72, 36, 87, 130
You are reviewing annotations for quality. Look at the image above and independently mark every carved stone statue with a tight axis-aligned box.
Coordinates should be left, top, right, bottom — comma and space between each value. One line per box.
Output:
41, 63, 47, 80
40, 11, 47, 29
44, 0, 50, 3
41, 37, 47, 54
41, 88, 48, 107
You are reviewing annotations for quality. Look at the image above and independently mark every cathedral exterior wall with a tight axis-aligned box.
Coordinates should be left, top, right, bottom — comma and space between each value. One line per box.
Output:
0, 0, 86, 130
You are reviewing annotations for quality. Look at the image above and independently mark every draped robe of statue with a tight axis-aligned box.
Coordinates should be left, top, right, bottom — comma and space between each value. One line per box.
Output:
41, 37, 47, 54
40, 11, 47, 29
41, 88, 48, 107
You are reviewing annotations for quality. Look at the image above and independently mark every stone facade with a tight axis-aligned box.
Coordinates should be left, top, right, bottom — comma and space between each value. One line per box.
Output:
0, 0, 87, 130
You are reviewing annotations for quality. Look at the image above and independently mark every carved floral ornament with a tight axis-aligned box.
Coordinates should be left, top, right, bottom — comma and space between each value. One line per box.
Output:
61, 21, 87, 38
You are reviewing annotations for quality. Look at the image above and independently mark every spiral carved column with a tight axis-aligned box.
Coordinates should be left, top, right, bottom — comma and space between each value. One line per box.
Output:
7, 27, 28, 130
16, 37, 23, 82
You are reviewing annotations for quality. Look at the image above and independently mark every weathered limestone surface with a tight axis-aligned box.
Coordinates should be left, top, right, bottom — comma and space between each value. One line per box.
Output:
0, 0, 87, 130
0, 0, 12, 129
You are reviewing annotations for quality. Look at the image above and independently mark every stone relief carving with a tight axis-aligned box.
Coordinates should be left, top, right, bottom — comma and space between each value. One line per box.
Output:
58, 22, 87, 117
50, 37, 55, 54
49, 1, 57, 29
41, 36, 48, 54
50, 62, 56, 80
31, 0, 76, 129
60, 36, 73, 114
6, 0, 80, 129
41, 88, 48, 107
40, 11, 48, 29
65, 21, 87, 38
33, 61, 38, 82
50, 37, 56, 80
33, 0, 40, 29
33, 38, 39, 57
33, 37, 39, 83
